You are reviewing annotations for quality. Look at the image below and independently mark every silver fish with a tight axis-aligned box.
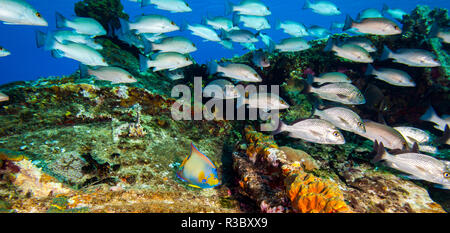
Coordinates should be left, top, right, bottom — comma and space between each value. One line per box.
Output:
81, 65, 137, 84
241, 42, 256, 51
0, 92, 9, 102
139, 52, 193, 72
238, 92, 289, 111
251, 50, 270, 69
275, 118, 345, 144
394, 126, 431, 144
227, 0, 271, 16
233, 14, 270, 31
417, 144, 439, 155
372, 141, 450, 189
150, 36, 197, 54
208, 62, 262, 82
356, 120, 409, 150
303, 0, 341, 16
324, 39, 373, 63
164, 68, 185, 81
219, 40, 234, 50
420, 106, 450, 132
309, 72, 351, 84
430, 24, 450, 44
380, 46, 441, 67
120, 15, 179, 34
357, 8, 383, 20
343, 15, 402, 36
365, 64, 415, 87
259, 32, 273, 49
0, 0, 48, 26
308, 25, 331, 38
274, 37, 311, 52
204, 79, 240, 99
202, 16, 236, 32
221, 29, 259, 43
56, 12, 106, 36
309, 82, 366, 105
382, 4, 407, 21
187, 24, 221, 42
314, 107, 366, 134
141, 0, 192, 13
277, 20, 309, 37
0, 46, 11, 57
342, 37, 377, 52
36, 31, 108, 66
51, 30, 103, 50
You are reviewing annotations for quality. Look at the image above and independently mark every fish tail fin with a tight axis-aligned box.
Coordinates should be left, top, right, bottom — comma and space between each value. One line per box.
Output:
303, 0, 311, 9
139, 54, 150, 72
119, 18, 130, 34
55, 12, 67, 28
343, 14, 354, 31
79, 64, 90, 79
365, 64, 375, 76
180, 20, 189, 32
267, 38, 276, 53
225, 0, 234, 15
380, 45, 393, 61
201, 15, 208, 25
232, 13, 240, 27
141, 0, 151, 7
143, 39, 153, 55
429, 23, 440, 38
356, 13, 361, 21
35, 30, 47, 49
323, 38, 334, 52
420, 105, 439, 123
271, 117, 287, 135
275, 19, 281, 30
382, 4, 389, 13
207, 61, 219, 75
371, 140, 389, 163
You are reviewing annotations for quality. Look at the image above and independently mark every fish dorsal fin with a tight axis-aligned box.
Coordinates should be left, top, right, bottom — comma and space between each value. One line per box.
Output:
410, 142, 420, 153
191, 143, 215, 168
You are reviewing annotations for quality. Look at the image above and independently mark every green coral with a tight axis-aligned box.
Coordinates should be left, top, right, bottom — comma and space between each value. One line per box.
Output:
74, 0, 129, 29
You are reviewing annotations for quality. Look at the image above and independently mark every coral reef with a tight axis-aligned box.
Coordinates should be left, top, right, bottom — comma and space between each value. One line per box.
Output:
74, 0, 129, 30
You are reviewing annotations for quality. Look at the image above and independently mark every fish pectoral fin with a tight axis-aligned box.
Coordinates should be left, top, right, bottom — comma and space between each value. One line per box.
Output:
309, 130, 322, 137
336, 94, 348, 99
337, 116, 350, 125
51, 50, 65, 59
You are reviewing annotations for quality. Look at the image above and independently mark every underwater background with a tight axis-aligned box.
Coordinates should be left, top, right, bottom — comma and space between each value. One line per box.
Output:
0, 0, 449, 213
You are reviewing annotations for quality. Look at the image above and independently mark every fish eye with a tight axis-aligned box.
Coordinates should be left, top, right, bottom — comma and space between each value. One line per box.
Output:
35, 12, 42, 18
357, 122, 363, 127
333, 131, 340, 137
254, 73, 258, 77
185, 57, 189, 61
128, 75, 132, 79
186, 3, 189, 7
171, 21, 175, 25
444, 172, 450, 178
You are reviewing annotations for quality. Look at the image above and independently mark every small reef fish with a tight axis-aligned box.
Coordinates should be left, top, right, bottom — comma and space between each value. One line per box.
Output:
355, 120, 409, 150
251, 50, 270, 69
141, 0, 192, 13
272, 37, 311, 52
276, 20, 309, 37
237, 92, 289, 111
203, 79, 240, 99
342, 37, 377, 52
308, 82, 366, 105
208, 62, 262, 82
233, 14, 270, 31
0, 46, 11, 57
259, 32, 273, 49
36, 31, 108, 67
420, 106, 450, 132
0, 0, 48, 26
372, 141, 450, 189
109, 25, 152, 54
380, 46, 441, 67
308, 72, 351, 84
164, 68, 185, 81
221, 29, 259, 43
176, 143, 220, 189
150, 36, 197, 54
226, 0, 271, 16
382, 4, 407, 21
313, 107, 366, 134
187, 24, 222, 42
139, 52, 193, 72
343, 15, 402, 36
80, 65, 137, 84
241, 42, 257, 51
357, 8, 383, 20
303, 0, 341, 16
324, 39, 373, 63
0, 92, 9, 102
274, 118, 345, 144
393, 126, 431, 144
120, 15, 179, 34
365, 64, 415, 87
55, 12, 106, 37
308, 25, 331, 38
202, 16, 237, 32
429, 24, 450, 44
51, 30, 103, 50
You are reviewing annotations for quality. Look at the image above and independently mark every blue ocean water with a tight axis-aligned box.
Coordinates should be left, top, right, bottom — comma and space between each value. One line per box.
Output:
0, 0, 448, 85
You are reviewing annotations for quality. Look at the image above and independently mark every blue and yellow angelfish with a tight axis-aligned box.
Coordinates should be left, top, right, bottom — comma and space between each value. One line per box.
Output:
176, 143, 220, 189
